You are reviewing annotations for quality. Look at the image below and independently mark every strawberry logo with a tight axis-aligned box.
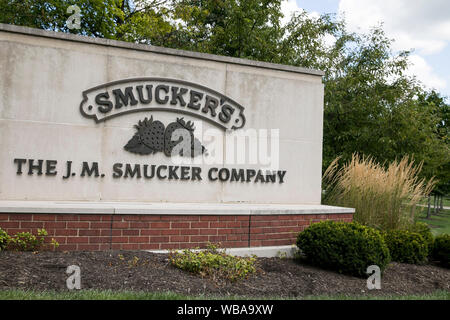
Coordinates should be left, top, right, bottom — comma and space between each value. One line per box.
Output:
124, 116, 206, 157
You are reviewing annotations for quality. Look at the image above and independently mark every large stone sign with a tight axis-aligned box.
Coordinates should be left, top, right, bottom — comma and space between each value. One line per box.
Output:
0, 24, 353, 252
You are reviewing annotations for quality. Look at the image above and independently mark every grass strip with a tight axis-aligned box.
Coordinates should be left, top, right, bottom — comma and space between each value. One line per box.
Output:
0, 289, 448, 300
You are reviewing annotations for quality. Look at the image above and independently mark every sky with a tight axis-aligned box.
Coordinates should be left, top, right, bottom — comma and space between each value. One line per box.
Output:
281, 0, 450, 99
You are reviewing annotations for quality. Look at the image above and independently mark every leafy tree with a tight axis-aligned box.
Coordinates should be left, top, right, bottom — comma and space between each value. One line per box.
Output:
320, 26, 449, 185
165, 0, 285, 59
0, 0, 172, 40
417, 91, 450, 193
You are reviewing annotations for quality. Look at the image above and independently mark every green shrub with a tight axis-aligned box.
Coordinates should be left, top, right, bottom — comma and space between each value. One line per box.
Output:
8, 229, 46, 251
169, 243, 257, 282
0, 228, 9, 251
296, 221, 391, 277
384, 230, 428, 264
7, 228, 58, 251
408, 222, 434, 254
433, 234, 450, 267
0, 228, 58, 252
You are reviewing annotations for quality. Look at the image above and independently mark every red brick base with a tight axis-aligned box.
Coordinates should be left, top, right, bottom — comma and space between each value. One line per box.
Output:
0, 213, 353, 251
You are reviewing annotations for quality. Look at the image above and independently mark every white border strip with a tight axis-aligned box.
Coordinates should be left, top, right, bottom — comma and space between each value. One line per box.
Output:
0, 201, 354, 215
148, 245, 299, 258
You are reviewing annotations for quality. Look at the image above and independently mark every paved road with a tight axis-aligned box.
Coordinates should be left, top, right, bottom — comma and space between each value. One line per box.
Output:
417, 204, 450, 210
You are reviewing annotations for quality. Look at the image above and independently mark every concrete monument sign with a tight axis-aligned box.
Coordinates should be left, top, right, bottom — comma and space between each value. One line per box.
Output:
0, 24, 353, 252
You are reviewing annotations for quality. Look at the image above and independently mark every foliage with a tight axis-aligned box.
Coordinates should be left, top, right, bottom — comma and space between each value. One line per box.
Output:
323, 154, 435, 230
8, 229, 47, 251
117, 254, 147, 268
6, 228, 58, 251
50, 238, 60, 250
320, 29, 449, 193
168, 0, 284, 59
296, 221, 390, 277
168, 243, 257, 282
408, 222, 434, 254
416, 91, 450, 194
383, 230, 428, 264
0, 228, 10, 251
432, 234, 450, 267
0, 0, 173, 41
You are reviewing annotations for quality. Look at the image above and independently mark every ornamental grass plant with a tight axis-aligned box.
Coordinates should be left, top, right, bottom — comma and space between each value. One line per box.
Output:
322, 154, 435, 230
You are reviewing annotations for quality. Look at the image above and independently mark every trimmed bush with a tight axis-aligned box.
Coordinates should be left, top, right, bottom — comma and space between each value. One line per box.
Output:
296, 221, 390, 277
384, 230, 428, 264
0, 228, 9, 251
408, 222, 434, 254
433, 234, 450, 267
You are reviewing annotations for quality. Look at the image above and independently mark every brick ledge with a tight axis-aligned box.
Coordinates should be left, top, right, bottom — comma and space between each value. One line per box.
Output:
0, 212, 353, 251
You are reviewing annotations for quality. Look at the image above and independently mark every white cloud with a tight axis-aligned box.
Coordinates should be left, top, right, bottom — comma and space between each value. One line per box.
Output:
280, 0, 335, 47
280, 0, 300, 25
322, 33, 337, 48
338, 0, 450, 55
280, 0, 320, 26
406, 55, 447, 91
338, 0, 450, 93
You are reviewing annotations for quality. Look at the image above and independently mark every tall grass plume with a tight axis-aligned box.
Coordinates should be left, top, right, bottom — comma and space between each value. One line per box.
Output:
322, 154, 435, 230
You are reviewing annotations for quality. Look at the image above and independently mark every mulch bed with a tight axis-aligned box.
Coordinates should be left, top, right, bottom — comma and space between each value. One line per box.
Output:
0, 250, 449, 298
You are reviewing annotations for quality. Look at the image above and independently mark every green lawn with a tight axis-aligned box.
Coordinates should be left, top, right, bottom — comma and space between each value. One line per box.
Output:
0, 289, 448, 300
443, 197, 450, 207
418, 208, 450, 236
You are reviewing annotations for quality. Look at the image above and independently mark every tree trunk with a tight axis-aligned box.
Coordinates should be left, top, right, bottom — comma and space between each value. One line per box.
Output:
433, 194, 437, 214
